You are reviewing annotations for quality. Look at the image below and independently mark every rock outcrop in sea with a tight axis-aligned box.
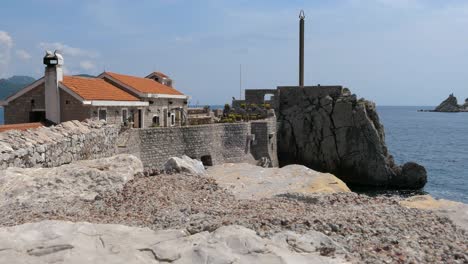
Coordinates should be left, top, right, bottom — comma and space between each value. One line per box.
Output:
434, 93, 462, 112
278, 87, 427, 189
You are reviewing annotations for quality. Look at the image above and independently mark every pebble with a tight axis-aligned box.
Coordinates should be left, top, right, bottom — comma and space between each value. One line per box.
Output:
0, 173, 467, 264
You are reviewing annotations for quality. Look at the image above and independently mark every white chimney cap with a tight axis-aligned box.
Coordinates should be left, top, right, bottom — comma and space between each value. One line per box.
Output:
54, 50, 64, 65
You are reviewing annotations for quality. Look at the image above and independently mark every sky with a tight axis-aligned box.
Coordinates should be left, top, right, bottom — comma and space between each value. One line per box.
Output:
1, 0, 468, 106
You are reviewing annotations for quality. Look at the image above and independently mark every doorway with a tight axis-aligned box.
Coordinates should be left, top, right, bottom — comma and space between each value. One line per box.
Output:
29, 111, 45, 123
201, 155, 213, 166
138, 109, 143, 128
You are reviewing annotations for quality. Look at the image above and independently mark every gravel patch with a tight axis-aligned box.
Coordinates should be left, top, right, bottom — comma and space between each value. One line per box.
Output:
1, 173, 467, 263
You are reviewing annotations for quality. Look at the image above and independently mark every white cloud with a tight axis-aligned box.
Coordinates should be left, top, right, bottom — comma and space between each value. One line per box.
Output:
0, 31, 13, 78
16, 49, 31, 60
0, 31, 13, 48
39, 42, 99, 58
79, 60, 96, 70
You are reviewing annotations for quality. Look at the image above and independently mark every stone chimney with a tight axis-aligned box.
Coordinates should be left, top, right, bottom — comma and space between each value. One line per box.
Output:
43, 50, 64, 124
147, 72, 173, 87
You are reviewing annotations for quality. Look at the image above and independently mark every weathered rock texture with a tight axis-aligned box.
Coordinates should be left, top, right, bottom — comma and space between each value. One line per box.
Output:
0, 221, 346, 264
0, 154, 142, 208
0, 120, 119, 169
206, 163, 350, 200
3, 173, 467, 263
434, 93, 462, 112
164, 155, 206, 175
400, 195, 468, 231
277, 86, 426, 188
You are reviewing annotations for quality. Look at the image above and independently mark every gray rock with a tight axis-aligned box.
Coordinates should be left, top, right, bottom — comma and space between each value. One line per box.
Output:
392, 162, 427, 189
277, 87, 426, 189
0, 221, 346, 264
164, 155, 206, 175
434, 94, 461, 112
0, 154, 142, 208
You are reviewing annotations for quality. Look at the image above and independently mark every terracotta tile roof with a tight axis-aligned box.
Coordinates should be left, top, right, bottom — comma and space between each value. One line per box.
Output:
105, 72, 183, 96
61, 76, 139, 101
0, 122, 43, 133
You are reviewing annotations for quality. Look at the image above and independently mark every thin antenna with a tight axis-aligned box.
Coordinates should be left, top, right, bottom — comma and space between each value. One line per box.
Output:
239, 64, 242, 100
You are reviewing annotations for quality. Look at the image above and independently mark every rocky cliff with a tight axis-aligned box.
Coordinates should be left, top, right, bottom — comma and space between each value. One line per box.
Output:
277, 86, 426, 189
434, 94, 461, 112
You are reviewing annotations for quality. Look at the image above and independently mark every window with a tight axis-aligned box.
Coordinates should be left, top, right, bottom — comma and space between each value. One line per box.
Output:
152, 115, 160, 126
170, 113, 176, 126
122, 109, 128, 122
264, 94, 274, 101
98, 108, 107, 121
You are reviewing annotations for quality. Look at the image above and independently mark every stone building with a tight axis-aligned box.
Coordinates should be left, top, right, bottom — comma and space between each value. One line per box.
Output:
1, 51, 189, 128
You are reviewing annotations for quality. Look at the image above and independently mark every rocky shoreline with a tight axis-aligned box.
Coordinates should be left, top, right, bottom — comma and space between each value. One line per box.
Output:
0, 155, 466, 263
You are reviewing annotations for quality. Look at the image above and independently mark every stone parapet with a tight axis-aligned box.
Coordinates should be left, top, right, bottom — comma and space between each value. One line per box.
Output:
0, 120, 119, 169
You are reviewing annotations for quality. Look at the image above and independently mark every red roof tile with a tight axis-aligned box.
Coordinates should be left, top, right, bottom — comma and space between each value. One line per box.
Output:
105, 72, 183, 96
0, 123, 43, 133
61, 76, 139, 101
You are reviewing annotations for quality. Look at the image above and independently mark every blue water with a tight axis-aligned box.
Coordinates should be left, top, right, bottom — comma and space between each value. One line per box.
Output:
378, 106, 468, 203
1, 106, 466, 202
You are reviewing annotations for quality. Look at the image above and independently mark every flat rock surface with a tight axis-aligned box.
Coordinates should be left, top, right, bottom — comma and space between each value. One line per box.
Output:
0, 220, 346, 264
1, 173, 466, 263
206, 163, 350, 199
400, 195, 468, 231
0, 154, 142, 208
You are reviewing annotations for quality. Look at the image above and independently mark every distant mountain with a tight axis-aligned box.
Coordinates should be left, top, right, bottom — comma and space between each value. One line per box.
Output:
74, 74, 96, 78
0, 76, 36, 100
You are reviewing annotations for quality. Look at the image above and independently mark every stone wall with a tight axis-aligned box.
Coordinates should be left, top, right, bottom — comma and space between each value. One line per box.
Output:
4, 83, 45, 124
0, 120, 119, 169
59, 89, 90, 122
117, 119, 278, 171
119, 123, 254, 171
244, 89, 279, 111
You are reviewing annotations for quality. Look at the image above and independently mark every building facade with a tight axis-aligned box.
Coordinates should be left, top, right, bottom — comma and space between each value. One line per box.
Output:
1, 51, 189, 128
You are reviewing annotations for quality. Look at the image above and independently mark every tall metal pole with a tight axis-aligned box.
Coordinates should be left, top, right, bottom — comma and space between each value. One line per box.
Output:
299, 10, 305, 88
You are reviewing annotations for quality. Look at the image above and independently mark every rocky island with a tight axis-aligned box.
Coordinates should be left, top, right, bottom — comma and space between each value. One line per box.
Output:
427, 93, 468, 112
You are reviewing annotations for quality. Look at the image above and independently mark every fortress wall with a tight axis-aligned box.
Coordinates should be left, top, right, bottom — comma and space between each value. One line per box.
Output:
0, 118, 278, 172
127, 122, 256, 171
0, 120, 119, 169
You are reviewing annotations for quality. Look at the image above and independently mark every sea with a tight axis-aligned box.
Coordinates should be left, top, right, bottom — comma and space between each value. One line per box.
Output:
0, 106, 466, 203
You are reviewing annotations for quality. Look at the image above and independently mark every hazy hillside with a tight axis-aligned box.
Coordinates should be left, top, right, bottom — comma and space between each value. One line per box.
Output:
0, 76, 36, 100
